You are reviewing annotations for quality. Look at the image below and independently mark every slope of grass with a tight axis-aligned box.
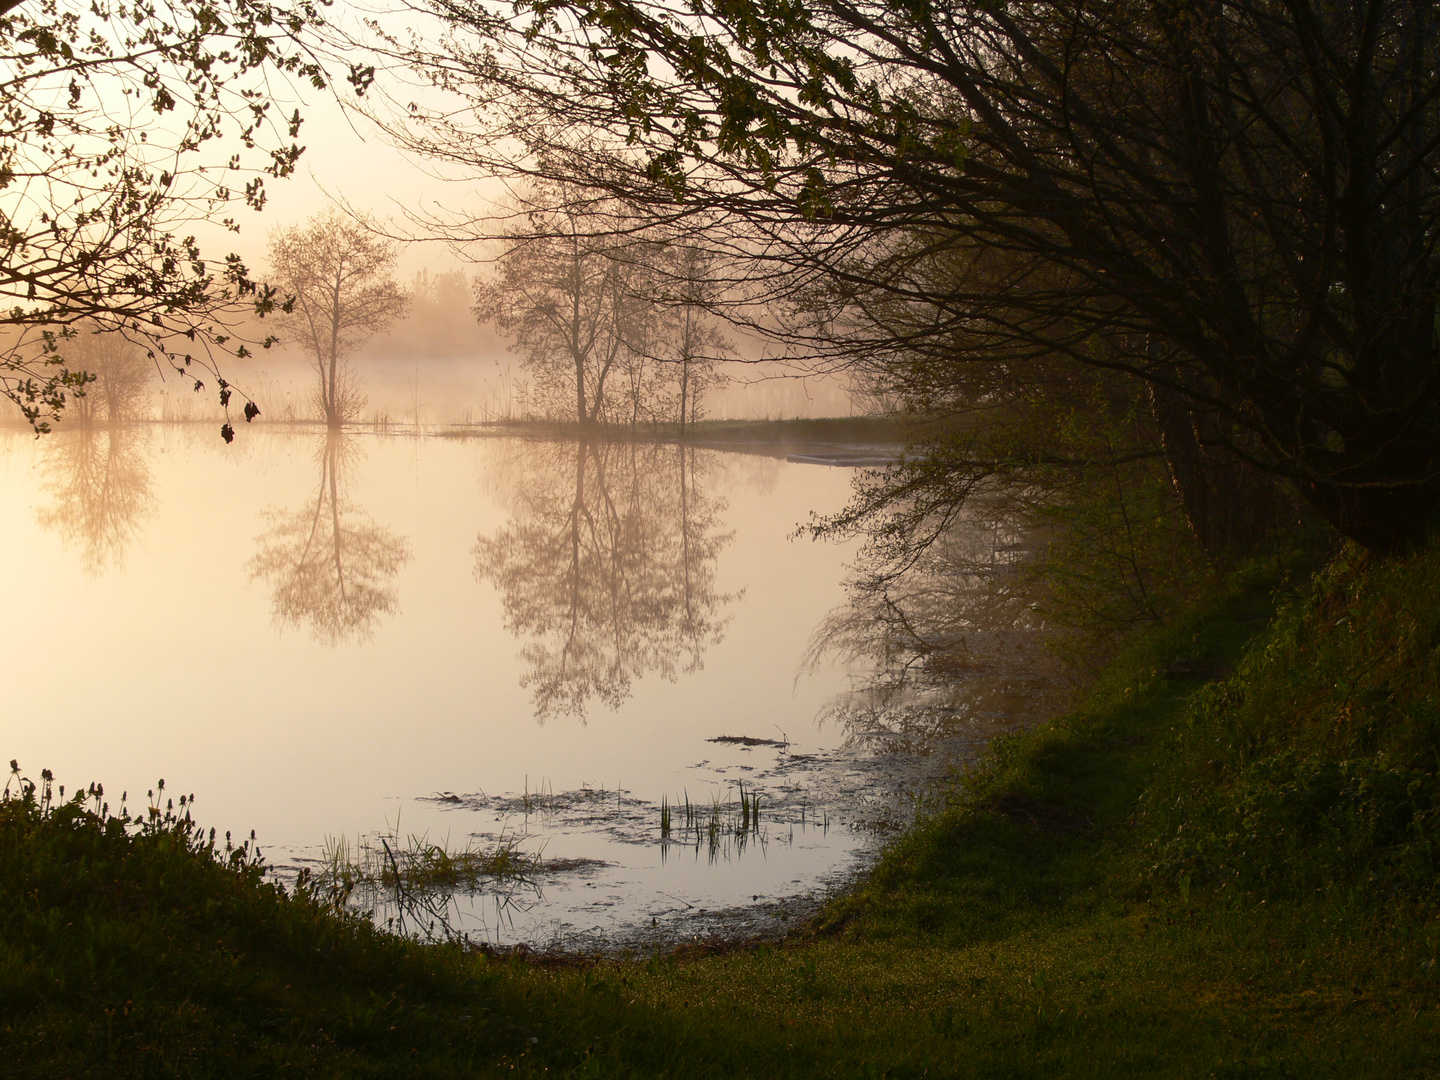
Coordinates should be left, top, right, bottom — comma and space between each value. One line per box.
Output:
7, 543, 1440, 1076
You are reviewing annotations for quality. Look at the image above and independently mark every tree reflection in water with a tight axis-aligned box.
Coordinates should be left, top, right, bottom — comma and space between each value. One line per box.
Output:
475, 440, 736, 721
808, 502, 1063, 754
248, 433, 412, 646
35, 426, 156, 575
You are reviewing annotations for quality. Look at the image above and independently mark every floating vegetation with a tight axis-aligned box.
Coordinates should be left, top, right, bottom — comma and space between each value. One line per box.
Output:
424, 782, 651, 835
283, 751, 936, 950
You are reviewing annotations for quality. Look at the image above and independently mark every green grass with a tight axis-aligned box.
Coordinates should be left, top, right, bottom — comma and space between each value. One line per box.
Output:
7, 542, 1440, 1075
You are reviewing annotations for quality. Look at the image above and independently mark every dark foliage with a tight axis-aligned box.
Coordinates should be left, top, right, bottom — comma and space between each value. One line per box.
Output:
383, 0, 1440, 551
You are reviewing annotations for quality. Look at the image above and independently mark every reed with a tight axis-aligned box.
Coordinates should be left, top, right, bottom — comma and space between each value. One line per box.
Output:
316, 826, 540, 905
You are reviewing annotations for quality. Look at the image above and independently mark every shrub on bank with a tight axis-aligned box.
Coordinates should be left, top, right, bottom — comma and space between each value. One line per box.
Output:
1146, 543, 1440, 903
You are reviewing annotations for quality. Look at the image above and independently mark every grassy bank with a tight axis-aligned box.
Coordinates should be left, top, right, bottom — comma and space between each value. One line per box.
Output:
7, 543, 1440, 1076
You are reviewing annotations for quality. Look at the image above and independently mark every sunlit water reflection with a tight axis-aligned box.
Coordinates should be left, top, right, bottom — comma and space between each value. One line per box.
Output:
0, 425, 1057, 951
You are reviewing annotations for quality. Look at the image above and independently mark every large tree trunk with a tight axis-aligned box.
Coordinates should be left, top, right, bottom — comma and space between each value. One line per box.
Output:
1296, 471, 1440, 554
1149, 379, 1283, 558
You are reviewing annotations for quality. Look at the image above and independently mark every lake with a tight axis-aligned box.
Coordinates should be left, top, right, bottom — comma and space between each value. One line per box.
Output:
0, 424, 1055, 951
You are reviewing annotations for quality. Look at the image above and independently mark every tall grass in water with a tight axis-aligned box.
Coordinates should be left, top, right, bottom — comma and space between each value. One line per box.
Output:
315, 824, 542, 940
658, 783, 766, 862
319, 827, 540, 894
521, 775, 560, 817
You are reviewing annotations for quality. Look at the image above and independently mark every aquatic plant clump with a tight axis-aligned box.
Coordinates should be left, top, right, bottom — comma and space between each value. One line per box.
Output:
316, 828, 543, 902
655, 783, 772, 864
302, 825, 554, 943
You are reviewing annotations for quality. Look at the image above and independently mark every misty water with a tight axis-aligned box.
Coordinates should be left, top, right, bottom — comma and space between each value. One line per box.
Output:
0, 424, 1055, 952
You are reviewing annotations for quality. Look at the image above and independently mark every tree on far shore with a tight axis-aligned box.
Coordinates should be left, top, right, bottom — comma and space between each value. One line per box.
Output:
269, 212, 409, 428
474, 185, 731, 426
64, 326, 155, 427
651, 241, 730, 432
474, 185, 645, 426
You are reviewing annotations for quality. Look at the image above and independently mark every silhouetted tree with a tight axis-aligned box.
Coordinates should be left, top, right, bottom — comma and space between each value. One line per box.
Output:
474, 185, 651, 425
382, 0, 1440, 551
64, 326, 154, 426
651, 242, 731, 431
0, 0, 329, 437
269, 212, 409, 427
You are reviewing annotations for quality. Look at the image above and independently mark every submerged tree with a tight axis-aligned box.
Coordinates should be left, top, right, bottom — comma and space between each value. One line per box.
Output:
0, 0, 330, 437
380, 0, 1440, 552
248, 433, 413, 645
474, 439, 734, 720
269, 212, 409, 428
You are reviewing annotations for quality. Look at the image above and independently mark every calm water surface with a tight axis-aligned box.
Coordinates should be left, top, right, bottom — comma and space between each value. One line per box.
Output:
0, 425, 1043, 949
